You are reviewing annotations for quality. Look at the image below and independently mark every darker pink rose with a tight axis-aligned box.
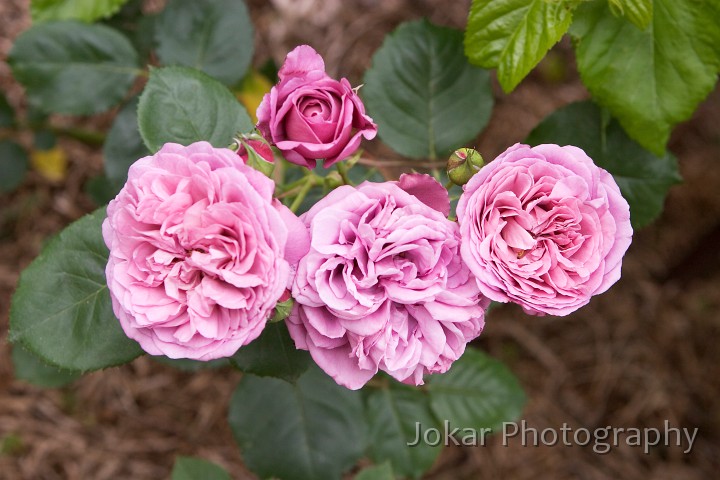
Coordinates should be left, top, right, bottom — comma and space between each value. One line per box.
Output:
457, 143, 632, 316
287, 174, 488, 390
103, 142, 309, 360
257, 45, 377, 168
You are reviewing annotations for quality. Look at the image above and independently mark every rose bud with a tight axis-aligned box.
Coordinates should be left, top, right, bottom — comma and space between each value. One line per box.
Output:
236, 135, 275, 176
447, 148, 484, 186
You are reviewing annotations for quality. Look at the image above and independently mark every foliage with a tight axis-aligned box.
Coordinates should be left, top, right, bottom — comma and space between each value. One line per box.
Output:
364, 19, 493, 160
464, 0, 720, 154
5, 0, 713, 478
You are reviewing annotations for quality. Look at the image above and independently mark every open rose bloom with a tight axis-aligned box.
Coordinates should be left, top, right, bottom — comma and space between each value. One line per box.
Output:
257, 45, 377, 168
288, 174, 488, 389
103, 142, 308, 360
457, 143, 632, 316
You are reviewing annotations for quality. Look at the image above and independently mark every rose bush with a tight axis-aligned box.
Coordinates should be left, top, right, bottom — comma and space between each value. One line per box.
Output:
287, 174, 488, 389
257, 45, 377, 168
103, 141, 309, 360
457, 143, 632, 316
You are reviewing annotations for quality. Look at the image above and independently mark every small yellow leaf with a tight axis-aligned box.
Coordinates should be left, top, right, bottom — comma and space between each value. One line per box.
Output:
236, 69, 273, 124
31, 146, 68, 182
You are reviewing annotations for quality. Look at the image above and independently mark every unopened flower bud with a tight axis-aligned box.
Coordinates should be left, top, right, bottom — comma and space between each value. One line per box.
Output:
447, 148, 484, 186
235, 133, 275, 176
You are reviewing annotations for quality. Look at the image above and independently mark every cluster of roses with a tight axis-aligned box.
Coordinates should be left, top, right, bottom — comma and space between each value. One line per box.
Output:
103, 46, 632, 390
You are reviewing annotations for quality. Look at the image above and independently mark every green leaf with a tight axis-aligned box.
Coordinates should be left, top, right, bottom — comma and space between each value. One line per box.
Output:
465, 0, 576, 92
31, 0, 129, 23
356, 462, 395, 480
229, 321, 311, 382
346, 162, 385, 185
9, 209, 143, 371
228, 366, 367, 480
0, 140, 29, 193
12, 346, 82, 388
526, 101, 681, 228
571, 0, 720, 155
171, 456, 231, 480
426, 348, 525, 433
8, 21, 140, 115
152, 356, 230, 372
103, 0, 156, 63
155, 0, 253, 86
363, 19, 493, 159
365, 383, 442, 479
103, 96, 149, 187
84, 174, 119, 206
0, 93, 15, 128
138, 66, 253, 152
608, 0, 652, 30
33, 129, 56, 150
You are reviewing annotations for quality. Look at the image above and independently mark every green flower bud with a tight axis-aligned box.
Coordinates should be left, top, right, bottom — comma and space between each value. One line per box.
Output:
447, 148, 484, 186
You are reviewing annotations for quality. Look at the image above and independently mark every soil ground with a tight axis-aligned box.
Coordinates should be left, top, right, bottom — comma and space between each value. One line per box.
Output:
1, 1, 719, 479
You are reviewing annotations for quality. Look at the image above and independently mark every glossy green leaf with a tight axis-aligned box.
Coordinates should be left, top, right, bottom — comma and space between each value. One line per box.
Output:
356, 462, 395, 480
365, 383, 442, 479
8, 21, 140, 115
230, 321, 311, 383
0, 93, 14, 128
526, 101, 682, 228
138, 66, 253, 152
0, 141, 29, 193
571, 0, 720, 155
363, 20, 493, 159
11, 346, 82, 388
228, 366, 367, 480
9, 209, 143, 371
608, 0, 652, 30
171, 456, 231, 480
103, 96, 149, 187
427, 348, 525, 433
31, 0, 129, 23
155, 0, 253, 85
464, 0, 575, 92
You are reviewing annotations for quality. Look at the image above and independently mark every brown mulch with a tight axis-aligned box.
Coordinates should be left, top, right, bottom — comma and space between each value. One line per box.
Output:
1, 1, 719, 479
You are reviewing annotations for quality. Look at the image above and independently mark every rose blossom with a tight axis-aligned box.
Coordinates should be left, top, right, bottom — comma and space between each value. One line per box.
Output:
257, 45, 377, 168
103, 141, 309, 360
457, 143, 632, 316
287, 174, 488, 390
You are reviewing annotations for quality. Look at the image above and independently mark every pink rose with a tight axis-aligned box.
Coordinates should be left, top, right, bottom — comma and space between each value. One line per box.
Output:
287, 174, 488, 389
257, 45, 377, 169
103, 142, 309, 360
457, 143, 632, 316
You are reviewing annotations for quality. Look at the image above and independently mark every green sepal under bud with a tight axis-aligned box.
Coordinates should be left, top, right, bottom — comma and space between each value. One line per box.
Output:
269, 297, 294, 323
447, 148, 484, 186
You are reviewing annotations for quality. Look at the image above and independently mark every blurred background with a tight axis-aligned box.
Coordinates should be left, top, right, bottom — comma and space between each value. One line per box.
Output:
1, 0, 719, 478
